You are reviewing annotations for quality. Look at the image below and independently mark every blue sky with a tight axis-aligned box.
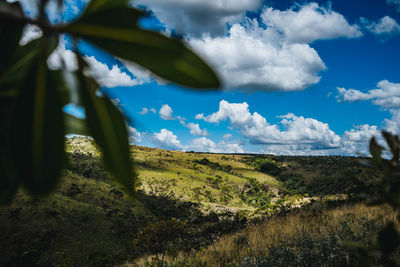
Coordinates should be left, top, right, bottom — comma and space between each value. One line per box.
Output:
19, 0, 400, 155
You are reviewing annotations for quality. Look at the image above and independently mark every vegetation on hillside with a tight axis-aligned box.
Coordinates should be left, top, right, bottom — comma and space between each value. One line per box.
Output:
161, 202, 396, 266
0, 137, 391, 266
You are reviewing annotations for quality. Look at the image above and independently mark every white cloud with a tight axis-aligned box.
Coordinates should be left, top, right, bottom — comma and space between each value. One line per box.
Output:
189, 3, 361, 92
335, 80, 400, 153
151, 129, 184, 150
336, 80, 400, 109
84, 56, 140, 87
189, 24, 326, 91
139, 107, 149, 115
261, 3, 362, 44
133, 0, 262, 37
362, 16, 400, 38
150, 108, 157, 114
189, 137, 244, 153
198, 100, 341, 149
47, 40, 142, 87
223, 133, 232, 139
340, 124, 380, 155
195, 113, 205, 120
159, 104, 174, 120
177, 117, 208, 136
119, 59, 154, 85
185, 123, 208, 136
20, 24, 42, 45
128, 127, 142, 144
384, 110, 400, 134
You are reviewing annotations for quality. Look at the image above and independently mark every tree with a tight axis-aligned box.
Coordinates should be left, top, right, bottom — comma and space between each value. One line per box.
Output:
0, 0, 220, 204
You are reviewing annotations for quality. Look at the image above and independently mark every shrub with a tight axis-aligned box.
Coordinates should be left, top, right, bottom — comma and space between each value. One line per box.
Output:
246, 157, 281, 176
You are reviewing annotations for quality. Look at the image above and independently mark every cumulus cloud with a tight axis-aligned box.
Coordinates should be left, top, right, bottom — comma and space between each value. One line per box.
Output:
337, 80, 400, 137
223, 133, 232, 139
336, 80, 400, 109
361, 16, 400, 39
139, 108, 149, 115
189, 3, 361, 92
128, 127, 142, 144
197, 100, 341, 149
384, 110, 400, 134
189, 137, 244, 153
159, 104, 174, 120
261, 3, 362, 43
47, 40, 143, 87
336, 80, 400, 153
133, 0, 262, 37
20, 24, 42, 45
340, 124, 380, 155
84, 56, 140, 87
185, 123, 208, 136
151, 129, 184, 150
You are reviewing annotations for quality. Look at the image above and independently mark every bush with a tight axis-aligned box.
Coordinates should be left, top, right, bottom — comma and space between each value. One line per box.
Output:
246, 157, 281, 176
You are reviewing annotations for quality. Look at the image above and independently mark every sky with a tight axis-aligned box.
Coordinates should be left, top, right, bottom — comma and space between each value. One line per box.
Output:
16, 0, 400, 155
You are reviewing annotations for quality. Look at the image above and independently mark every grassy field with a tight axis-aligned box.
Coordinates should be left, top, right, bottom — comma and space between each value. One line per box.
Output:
0, 137, 388, 266
160, 202, 397, 266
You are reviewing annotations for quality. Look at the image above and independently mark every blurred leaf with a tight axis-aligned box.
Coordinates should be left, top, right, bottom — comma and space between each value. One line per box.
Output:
0, 94, 19, 204
369, 137, 383, 162
0, 36, 42, 203
0, 14, 23, 74
81, 0, 136, 17
66, 4, 220, 89
342, 240, 370, 251
382, 131, 400, 163
8, 38, 66, 195
77, 62, 135, 192
0, 36, 42, 89
64, 112, 90, 136
378, 222, 400, 256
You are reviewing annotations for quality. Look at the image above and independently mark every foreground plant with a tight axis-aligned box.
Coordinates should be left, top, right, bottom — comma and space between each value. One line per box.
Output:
348, 131, 400, 266
0, 0, 220, 203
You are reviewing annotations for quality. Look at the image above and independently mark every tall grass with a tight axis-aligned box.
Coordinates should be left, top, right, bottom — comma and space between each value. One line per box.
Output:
162, 202, 397, 266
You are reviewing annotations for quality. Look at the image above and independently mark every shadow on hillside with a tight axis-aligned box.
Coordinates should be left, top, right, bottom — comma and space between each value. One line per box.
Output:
0, 188, 244, 267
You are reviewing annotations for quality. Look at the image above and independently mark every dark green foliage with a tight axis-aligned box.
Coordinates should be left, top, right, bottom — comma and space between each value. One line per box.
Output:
246, 157, 281, 176
5, 38, 66, 199
194, 158, 232, 173
0, 0, 220, 203
133, 218, 187, 262
278, 174, 356, 196
239, 178, 274, 211
349, 131, 400, 266
77, 67, 135, 192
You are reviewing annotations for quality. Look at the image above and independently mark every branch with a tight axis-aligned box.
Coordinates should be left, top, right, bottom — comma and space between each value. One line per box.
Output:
0, 4, 65, 34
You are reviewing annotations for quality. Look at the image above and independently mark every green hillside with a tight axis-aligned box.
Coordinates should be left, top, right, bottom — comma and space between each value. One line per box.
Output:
0, 137, 381, 266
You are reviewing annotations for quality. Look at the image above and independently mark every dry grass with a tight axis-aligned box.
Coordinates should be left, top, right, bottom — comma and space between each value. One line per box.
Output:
179, 203, 395, 266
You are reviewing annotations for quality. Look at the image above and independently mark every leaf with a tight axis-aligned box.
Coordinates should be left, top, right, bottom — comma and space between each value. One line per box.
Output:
382, 131, 400, 163
369, 137, 383, 162
0, 37, 43, 203
64, 112, 90, 136
8, 38, 66, 195
377, 222, 400, 256
0, 15, 23, 74
76, 63, 135, 192
0, 36, 42, 89
65, 4, 220, 89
